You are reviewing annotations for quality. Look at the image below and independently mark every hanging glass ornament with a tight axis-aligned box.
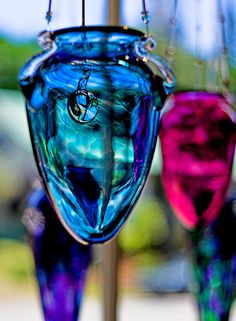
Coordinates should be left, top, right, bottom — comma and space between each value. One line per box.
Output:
159, 3, 236, 321
159, 0, 236, 229
19, 1, 175, 243
160, 91, 236, 229
191, 198, 236, 321
22, 183, 91, 321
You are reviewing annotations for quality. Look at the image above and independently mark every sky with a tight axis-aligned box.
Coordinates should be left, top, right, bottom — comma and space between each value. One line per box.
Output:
0, 0, 235, 61
0, 0, 106, 39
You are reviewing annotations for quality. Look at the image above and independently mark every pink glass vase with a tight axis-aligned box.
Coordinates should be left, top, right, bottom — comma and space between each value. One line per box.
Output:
160, 91, 236, 229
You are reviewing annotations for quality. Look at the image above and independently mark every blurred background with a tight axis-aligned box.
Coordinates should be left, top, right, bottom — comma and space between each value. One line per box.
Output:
1, 0, 236, 320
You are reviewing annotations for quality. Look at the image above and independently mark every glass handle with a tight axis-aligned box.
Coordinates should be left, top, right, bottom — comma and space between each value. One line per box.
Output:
19, 31, 56, 85
134, 37, 176, 95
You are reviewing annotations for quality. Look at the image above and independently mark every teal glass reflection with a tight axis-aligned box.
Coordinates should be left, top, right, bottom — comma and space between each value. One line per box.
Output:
19, 26, 175, 244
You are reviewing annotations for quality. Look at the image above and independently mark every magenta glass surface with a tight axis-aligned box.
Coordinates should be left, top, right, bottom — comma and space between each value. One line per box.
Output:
160, 91, 236, 229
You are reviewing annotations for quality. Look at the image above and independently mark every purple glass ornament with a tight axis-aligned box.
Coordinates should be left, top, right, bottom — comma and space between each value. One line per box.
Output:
192, 197, 236, 321
160, 91, 236, 229
22, 185, 92, 321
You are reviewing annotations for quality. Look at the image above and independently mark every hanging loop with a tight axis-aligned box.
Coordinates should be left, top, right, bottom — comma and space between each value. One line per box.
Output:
136, 0, 176, 94
135, 38, 176, 95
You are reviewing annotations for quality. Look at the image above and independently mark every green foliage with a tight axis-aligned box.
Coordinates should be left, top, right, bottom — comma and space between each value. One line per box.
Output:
155, 39, 236, 97
0, 240, 34, 282
119, 198, 169, 255
131, 249, 165, 268
0, 38, 38, 90
0, 36, 236, 97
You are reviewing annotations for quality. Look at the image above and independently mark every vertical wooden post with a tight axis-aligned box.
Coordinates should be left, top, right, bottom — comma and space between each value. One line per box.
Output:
102, 3, 120, 321
102, 238, 119, 321
108, 0, 120, 25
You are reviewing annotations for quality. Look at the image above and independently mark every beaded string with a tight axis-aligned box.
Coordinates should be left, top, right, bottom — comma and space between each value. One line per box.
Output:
217, 0, 231, 93
194, 0, 205, 89
46, 0, 53, 25
165, 0, 178, 65
164, 0, 230, 93
46, 0, 86, 27
141, 0, 151, 37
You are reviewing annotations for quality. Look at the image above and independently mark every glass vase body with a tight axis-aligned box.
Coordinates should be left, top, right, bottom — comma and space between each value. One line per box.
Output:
191, 198, 236, 321
19, 26, 172, 243
160, 91, 236, 229
23, 186, 91, 321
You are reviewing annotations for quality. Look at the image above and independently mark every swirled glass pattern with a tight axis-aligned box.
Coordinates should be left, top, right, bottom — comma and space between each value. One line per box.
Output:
19, 27, 169, 243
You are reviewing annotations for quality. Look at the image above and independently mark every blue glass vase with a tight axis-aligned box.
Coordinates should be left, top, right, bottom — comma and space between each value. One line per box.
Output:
23, 185, 91, 321
19, 26, 175, 244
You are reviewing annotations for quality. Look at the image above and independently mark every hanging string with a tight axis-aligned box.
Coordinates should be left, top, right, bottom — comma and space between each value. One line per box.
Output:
206, 58, 220, 92
194, 0, 205, 89
217, 0, 231, 93
141, 0, 151, 36
37, 0, 53, 48
165, 0, 178, 66
46, 0, 53, 25
45, 0, 86, 30
82, 0, 86, 27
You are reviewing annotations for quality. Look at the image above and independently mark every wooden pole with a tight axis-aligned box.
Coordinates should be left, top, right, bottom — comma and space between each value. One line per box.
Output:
102, 3, 120, 321
102, 238, 119, 321
108, 0, 120, 25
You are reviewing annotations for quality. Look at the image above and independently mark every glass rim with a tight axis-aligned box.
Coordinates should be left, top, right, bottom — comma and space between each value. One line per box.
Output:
172, 90, 229, 101
51, 25, 144, 39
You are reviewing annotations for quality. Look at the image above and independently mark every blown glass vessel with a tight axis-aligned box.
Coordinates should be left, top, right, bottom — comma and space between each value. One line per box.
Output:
19, 26, 175, 243
23, 185, 91, 321
192, 198, 236, 321
160, 91, 236, 229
